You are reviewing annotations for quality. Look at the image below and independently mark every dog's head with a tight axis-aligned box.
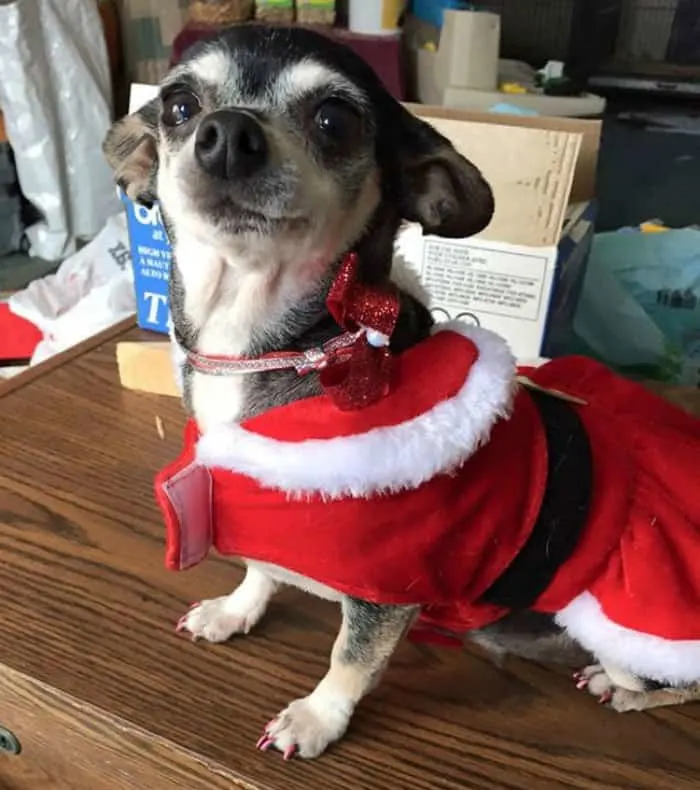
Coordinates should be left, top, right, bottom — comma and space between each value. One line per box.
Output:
104, 25, 493, 285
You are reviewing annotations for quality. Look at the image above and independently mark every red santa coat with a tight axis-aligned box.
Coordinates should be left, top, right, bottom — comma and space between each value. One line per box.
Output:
156, 323, 700, 685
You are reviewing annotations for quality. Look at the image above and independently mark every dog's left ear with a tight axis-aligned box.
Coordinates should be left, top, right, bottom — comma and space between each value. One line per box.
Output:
102, 99, 160, 206
392, 108, 494, 238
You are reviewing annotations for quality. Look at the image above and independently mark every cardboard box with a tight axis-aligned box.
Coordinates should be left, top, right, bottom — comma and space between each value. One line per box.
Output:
122, 194, 171, 333
398, 104, 600, 360
432, 10, 500, 93
408, 11, 605, 118
121, 86, 600, 358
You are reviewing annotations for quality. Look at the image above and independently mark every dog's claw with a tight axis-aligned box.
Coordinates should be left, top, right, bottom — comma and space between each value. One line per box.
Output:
258, 720, 298, 759
256, 734, 271, 750
575, 678, 589, 690
175, 605, 202, 633
257, 735, 274, 752
598, 690, 613, 705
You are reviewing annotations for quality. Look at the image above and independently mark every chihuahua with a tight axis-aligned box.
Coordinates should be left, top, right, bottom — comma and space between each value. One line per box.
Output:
104, 25, 700, 760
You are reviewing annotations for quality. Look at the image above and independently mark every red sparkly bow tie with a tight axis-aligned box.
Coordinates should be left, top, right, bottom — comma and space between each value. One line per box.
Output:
182, 252, 401, 411
322, 252, 400, 409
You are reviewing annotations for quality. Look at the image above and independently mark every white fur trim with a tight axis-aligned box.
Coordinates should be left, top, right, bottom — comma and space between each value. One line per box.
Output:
556, 591, 700, 685
196, 323, 516, 498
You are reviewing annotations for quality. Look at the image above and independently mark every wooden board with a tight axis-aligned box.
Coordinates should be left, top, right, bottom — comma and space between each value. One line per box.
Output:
116, 339, 179, 398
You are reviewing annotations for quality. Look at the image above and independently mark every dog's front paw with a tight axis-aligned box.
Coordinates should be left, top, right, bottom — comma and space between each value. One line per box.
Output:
257, 695, 351, 760
176, 596, 261, 643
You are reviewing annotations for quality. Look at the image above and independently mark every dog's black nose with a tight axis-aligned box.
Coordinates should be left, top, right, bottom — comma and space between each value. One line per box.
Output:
194, 110, 268, 179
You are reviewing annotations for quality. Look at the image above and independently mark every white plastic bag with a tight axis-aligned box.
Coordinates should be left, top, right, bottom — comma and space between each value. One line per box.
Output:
0, 0, 120, 260
9, 214, 135, 364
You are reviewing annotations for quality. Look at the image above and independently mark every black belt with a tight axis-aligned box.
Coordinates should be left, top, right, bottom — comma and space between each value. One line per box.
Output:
479, 387, 593, 610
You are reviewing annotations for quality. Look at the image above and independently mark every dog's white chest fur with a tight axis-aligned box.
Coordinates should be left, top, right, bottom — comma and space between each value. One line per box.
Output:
174, 233, 265, 431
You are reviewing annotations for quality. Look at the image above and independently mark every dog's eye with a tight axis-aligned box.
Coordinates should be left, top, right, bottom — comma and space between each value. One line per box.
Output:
313, 99, 362, 145
162, 92, 201, 127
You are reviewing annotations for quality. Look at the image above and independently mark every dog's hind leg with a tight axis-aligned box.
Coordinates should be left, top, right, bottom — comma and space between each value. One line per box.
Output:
608, 683, 700, 712
574, 661, 700, 711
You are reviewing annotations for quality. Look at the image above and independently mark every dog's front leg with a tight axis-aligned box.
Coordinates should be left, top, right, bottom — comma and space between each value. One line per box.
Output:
259, 598, 418, 760
179, 564, 278, 642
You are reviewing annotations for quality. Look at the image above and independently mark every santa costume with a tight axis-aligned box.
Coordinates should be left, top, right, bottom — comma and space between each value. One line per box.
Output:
156, 255, 700, 687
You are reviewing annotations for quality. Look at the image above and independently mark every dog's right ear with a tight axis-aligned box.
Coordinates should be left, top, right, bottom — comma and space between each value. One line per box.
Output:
389, 106, 494, 239
103, 99, 160, 206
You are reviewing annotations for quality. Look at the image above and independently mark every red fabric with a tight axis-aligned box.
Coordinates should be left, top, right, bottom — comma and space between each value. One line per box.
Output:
207, 389, 543, 626
156, 342, 700, 642
157, 331, 545, 633
156, 419, 214, 572
321, 251, 400, 409
326, 252, 399, 338
0, 305, 42, 360
245, 329, 477, 439
526, 356, 700, 641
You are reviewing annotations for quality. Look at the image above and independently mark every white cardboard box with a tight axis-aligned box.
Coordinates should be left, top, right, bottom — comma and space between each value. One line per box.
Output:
398, 105, 600, 361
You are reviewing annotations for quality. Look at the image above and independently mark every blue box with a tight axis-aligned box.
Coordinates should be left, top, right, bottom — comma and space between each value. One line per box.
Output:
411, 0, 472, 29
541, 200, 597, 358
122, 192, 172, 334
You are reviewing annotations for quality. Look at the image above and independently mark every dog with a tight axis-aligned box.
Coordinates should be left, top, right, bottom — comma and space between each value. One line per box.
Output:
104, 25, 700, 761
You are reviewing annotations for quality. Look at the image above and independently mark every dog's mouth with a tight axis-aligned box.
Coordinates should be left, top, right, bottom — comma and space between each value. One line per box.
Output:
204, 195, 309, 234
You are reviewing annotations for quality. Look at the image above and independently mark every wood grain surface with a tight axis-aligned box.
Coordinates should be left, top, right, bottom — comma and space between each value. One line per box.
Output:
0, 665, 247, 789
0, 326, 699, 789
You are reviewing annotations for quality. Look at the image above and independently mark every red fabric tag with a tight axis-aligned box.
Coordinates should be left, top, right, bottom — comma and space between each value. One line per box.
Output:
157, 461, 213, 571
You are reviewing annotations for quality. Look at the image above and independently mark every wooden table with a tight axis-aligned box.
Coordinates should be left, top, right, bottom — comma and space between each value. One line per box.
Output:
0, 320, 699, 789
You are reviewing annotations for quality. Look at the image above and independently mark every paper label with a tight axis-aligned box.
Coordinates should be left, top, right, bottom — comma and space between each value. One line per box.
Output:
396, 225, 557, 359
421, 238, 548, 322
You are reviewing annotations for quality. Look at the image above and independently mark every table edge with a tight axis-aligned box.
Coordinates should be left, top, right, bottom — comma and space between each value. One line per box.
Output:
0, 661, 259, 789
0, 317, 137, 399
